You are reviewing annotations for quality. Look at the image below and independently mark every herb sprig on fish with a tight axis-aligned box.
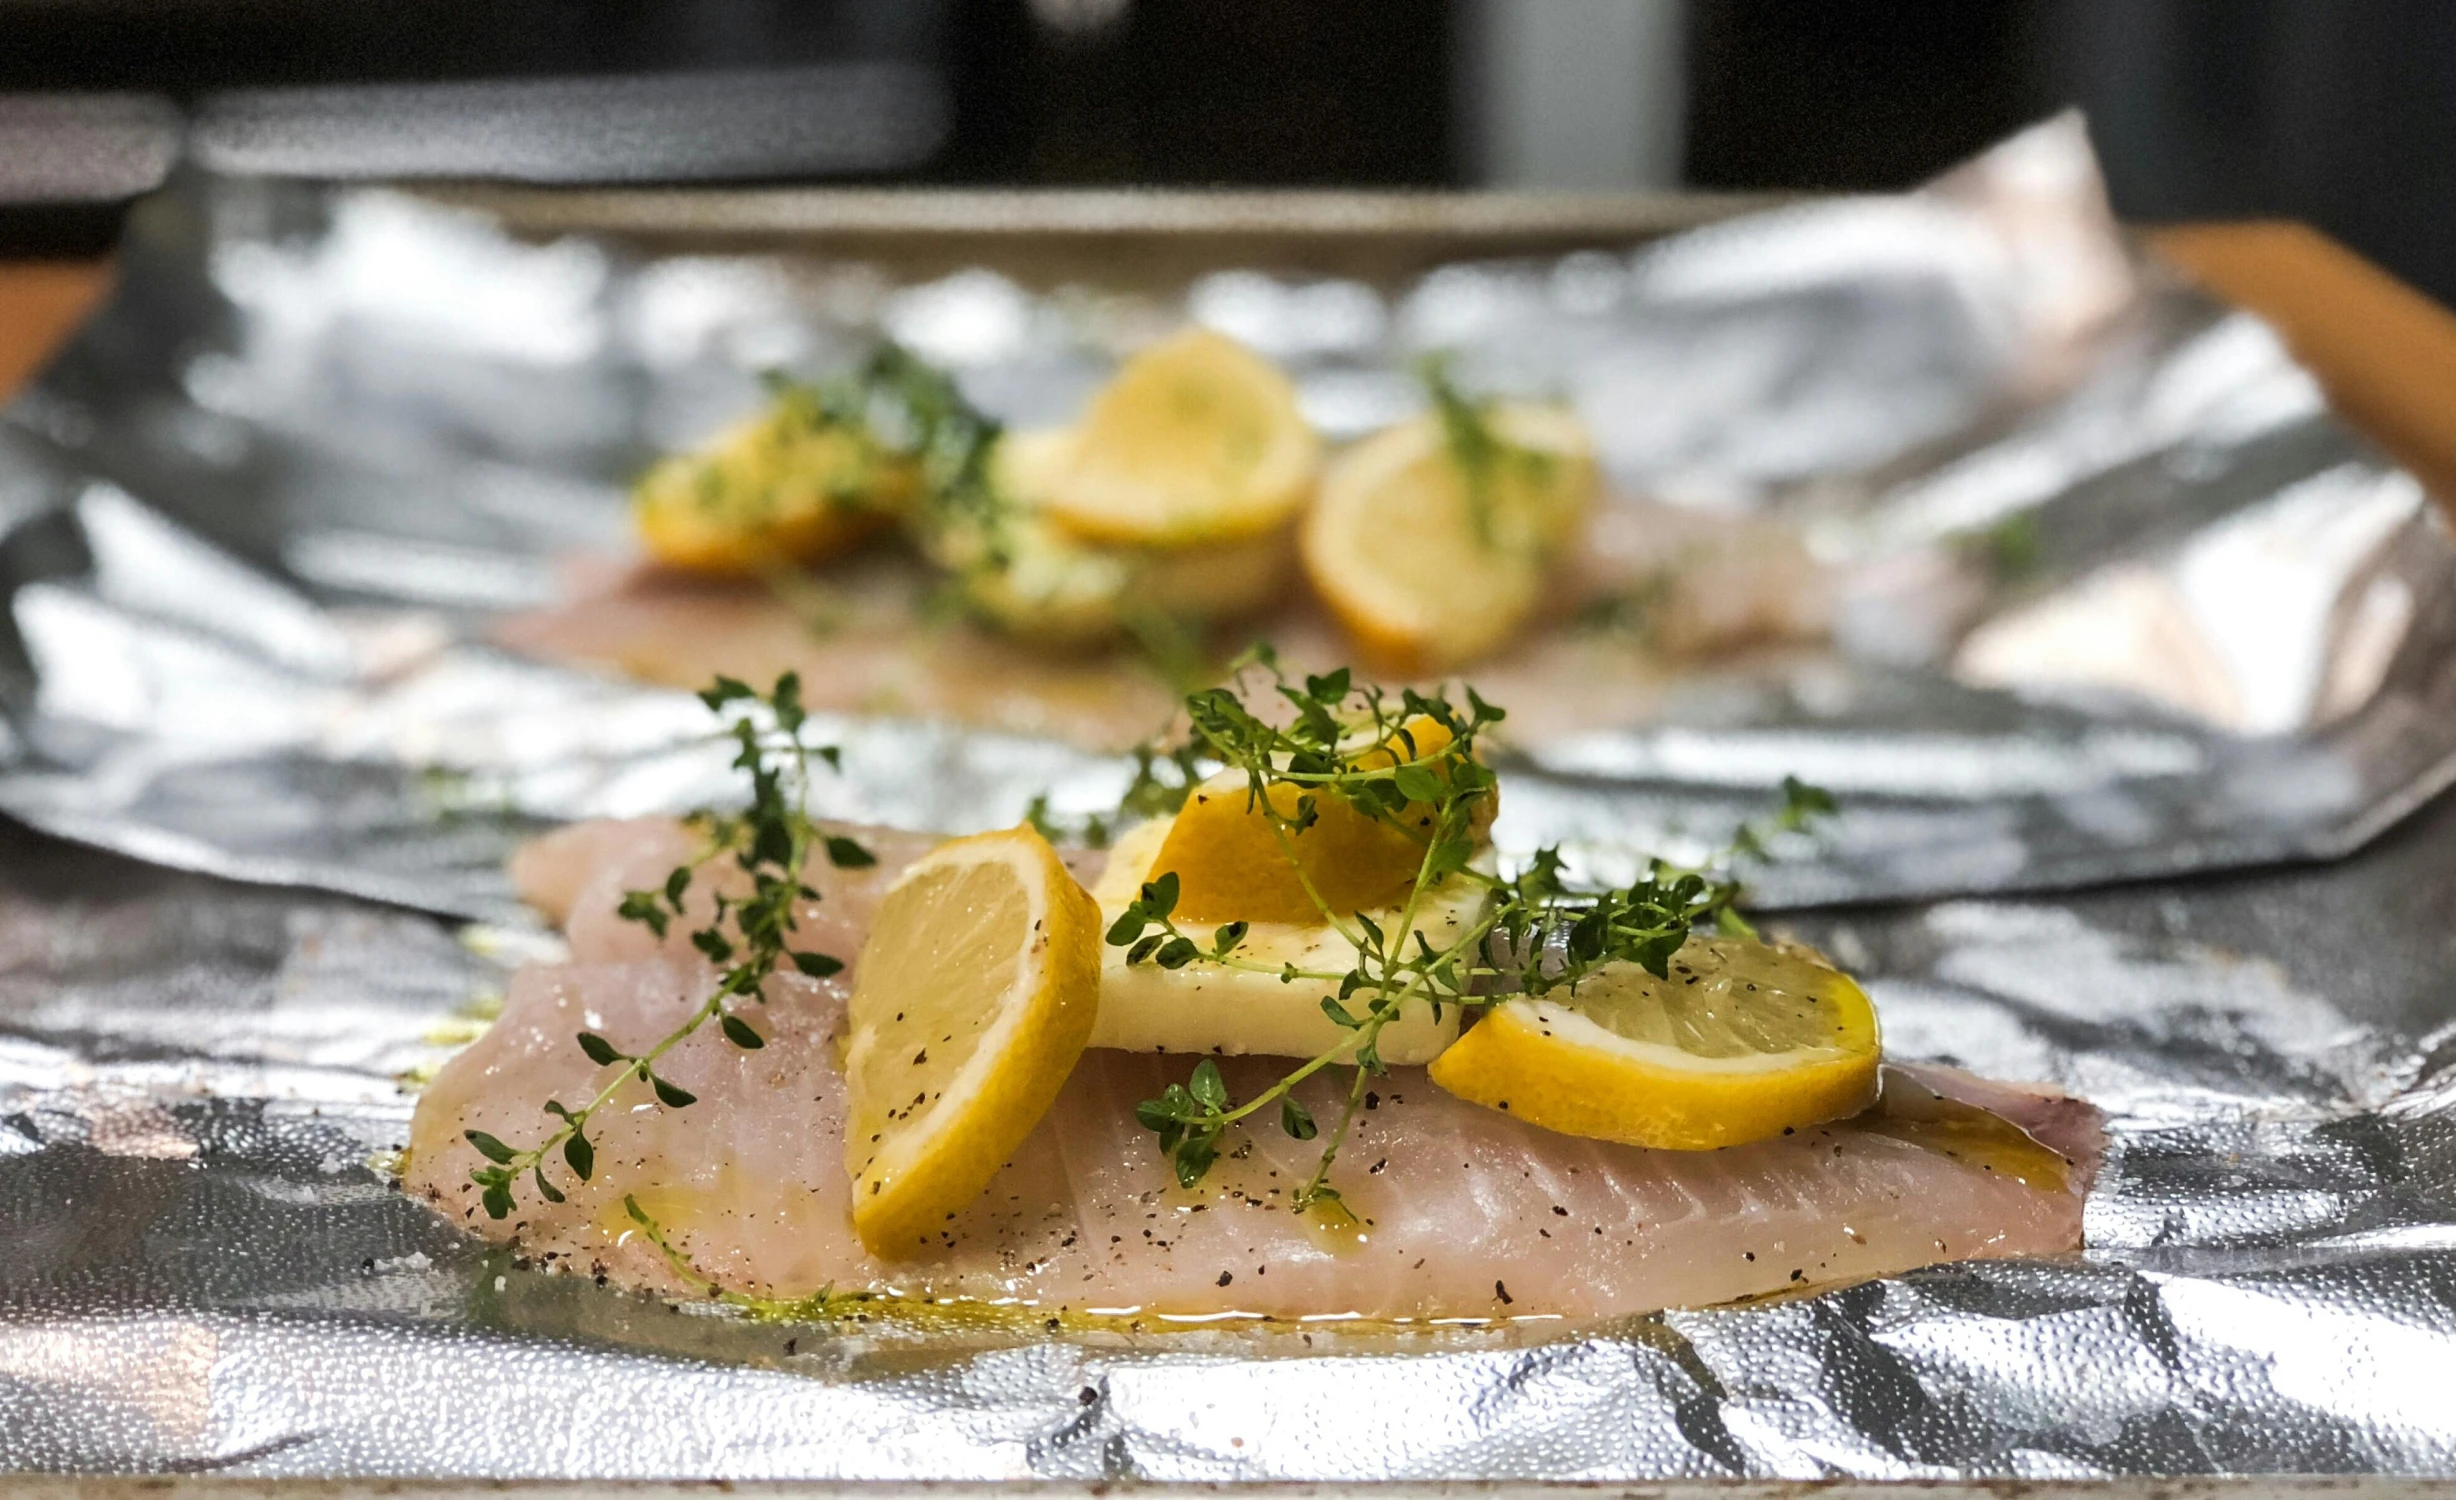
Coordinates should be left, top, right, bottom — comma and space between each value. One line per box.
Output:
1107, 648, 1834, 1209
462, 673, 871, 1219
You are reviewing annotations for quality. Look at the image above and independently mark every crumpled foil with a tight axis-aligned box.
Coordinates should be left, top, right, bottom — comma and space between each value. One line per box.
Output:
3, 791, 2454, 1478
0, 113, 2453, 916
3, 113, 2456, 1478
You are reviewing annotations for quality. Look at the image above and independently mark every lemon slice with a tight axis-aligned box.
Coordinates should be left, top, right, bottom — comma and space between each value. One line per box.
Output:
1427, 936, 1880, 1150
843, 824, 1103, 1256
1087, 814, 1485, 1064
636, 398, 914, 575
1038, 328, 1320, 546
1150, 714, 1491, 925
957, 427, 1292, 645
1301, 403, 1596, 674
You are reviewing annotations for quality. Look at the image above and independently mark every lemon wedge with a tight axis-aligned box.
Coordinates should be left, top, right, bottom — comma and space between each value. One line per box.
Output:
1038, 328, 1320, 547
957, 427, 1290, 645
635, 396, 914, 575
1150, 714, 1492, 926
1301, 403, 1596, 674
1427, 936, 1880, 1150
843, 824, 1103, 1256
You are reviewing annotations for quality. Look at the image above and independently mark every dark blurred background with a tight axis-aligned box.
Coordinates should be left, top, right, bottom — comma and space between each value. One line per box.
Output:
2, 0, 2453, 304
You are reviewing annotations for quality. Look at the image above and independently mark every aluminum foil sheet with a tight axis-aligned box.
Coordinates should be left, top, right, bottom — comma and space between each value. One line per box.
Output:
5, 113, 2456, 1480
0, 114, 2454, 917
3, 790, 2455, 1478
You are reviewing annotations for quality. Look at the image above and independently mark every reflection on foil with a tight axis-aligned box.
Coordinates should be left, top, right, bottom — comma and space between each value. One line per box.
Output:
1, 798, 2454, 1476
0, 118, 2449, 918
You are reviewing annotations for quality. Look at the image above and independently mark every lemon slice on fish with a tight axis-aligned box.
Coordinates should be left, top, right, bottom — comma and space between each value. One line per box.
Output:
1039, 327, 1320, 547
636, 396, 915, 575
1149, 714, 1493, 925
1428, 936, 1880, 1151
844, 824, 1103, 1257
958, 427, 1292, 644
1301, 404, 1596, 674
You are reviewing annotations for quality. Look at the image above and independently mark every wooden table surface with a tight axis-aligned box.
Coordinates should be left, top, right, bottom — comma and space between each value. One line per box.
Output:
3, 223, 2454, 503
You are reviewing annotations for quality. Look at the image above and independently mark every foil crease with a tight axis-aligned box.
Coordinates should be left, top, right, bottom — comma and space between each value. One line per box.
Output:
0, 114, 2453, 915
3, 114, 2456, 1479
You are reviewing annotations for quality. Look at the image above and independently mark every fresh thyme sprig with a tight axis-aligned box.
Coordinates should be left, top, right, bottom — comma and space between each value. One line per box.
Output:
1107, 648, 1833, 1207
462, 672, 872, 1220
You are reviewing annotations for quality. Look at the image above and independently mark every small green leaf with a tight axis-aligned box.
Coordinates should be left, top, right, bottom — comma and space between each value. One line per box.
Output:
824, 835, 877, 868
651, 1075, 698, 1109
1141, 871, 1180, 919
1154, 937, 1199, 969
1127, 933, 1165, 966
564, 1132, 595, 1181
464, 1130, 516, 1164
481, 1181, 514, 1220
792, 950, 844, 978
1392, 765, 1443, 804
721, 1014, 765, 1049
663, 866, 692, 906
1280, 1097, 1318, 1140
698, 675, 756, 711
1212, 921, 1248, 955
532, 1165, 567, 1204
1173, 1137, 1219, 1189
1320, 996, 1359, 1029
1106, 906, 1148, 947
1189, 1058, 1227, 1110
576, 1032, 622, 1067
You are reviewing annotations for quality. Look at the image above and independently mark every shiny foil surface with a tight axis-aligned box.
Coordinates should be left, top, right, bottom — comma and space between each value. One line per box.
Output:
1, 115, 2454, 1478
0, 115, 2451, 915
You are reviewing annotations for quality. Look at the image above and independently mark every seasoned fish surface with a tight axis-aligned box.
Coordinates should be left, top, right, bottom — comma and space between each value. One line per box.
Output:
409, 819, 2096, 1322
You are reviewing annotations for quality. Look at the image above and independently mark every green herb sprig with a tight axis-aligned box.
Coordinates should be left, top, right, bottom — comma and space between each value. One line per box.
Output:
1419, 354, 1560, 554
1105, 647, 1832, 1209
463, 672, 872, 1219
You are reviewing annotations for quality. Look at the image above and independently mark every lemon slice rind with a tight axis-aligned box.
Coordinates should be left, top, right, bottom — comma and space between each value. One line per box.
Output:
844, 825, 1102, 1257
1427, 939, 1880, 1151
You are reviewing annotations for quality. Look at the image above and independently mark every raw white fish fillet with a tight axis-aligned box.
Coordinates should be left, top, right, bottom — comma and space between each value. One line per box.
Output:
499, 498, 1826, 754
408, 818, 2097, 1323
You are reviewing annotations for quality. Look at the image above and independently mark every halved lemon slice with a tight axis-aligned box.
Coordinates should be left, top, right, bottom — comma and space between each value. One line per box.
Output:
843, 824, 1103, 1256
956, 426, 1293, 645
1150, 714, 1493, 925
1301, 403, 1596, 674
1039, 328, 1320, 546
1427, 936, 1880, 1150
636, 398, 915, 575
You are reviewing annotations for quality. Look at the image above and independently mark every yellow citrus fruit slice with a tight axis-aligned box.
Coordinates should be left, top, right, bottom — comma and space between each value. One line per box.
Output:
1038, 328, 1320, 547
1301, 403, 1597, 674
843, 824, 1103, 1257
1148, 714, 1493, 925
635, 396, 915, 575
1428, 936, 1880, 1151
957, 427, 1292, 646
